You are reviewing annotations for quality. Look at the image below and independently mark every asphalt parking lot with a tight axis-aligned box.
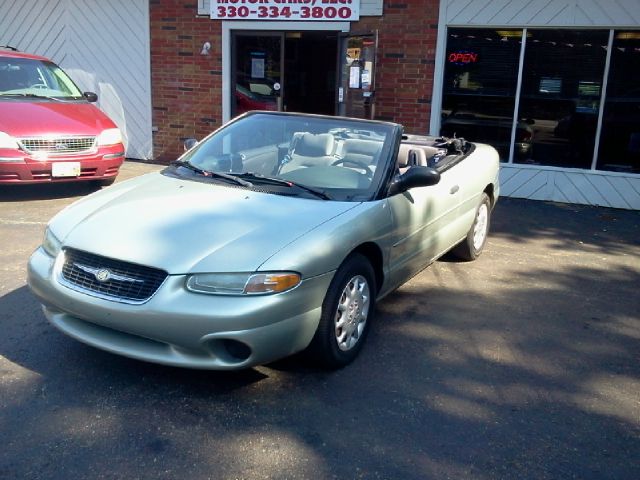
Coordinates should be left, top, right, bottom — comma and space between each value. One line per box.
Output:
1, 161, 639, 480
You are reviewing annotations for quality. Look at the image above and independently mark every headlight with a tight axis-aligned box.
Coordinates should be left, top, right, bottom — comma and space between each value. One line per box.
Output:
0, 131, 19, 150
96, 128, 123, 146
42, 228, 62, 258
186, 272, 301, 295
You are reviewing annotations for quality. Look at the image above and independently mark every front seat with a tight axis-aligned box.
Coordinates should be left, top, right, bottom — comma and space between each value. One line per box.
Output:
280, 133, 335, 173
339, 138, 382, 168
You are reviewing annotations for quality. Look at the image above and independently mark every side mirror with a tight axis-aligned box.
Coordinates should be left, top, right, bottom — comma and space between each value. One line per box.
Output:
389, 166, 441, 196
183, 138, 198, 151
83, 92, 98, 103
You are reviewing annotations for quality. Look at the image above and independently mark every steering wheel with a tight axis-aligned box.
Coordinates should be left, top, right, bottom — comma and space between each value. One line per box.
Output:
30, 84, 48, 89
331, 158, 374, 177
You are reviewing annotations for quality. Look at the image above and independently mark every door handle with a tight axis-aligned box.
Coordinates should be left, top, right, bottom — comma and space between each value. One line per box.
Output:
450, 185, 460, 195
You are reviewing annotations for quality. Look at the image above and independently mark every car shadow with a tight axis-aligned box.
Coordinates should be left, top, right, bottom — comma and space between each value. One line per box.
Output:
0, 285, 268, 396
0, 181, 100, 201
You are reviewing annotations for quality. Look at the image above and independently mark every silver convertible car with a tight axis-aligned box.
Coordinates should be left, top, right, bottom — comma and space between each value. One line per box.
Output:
28, 112, 499, 370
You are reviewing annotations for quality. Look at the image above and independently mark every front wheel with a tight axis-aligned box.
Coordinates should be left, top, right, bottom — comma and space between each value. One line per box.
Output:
307, 253, 376, 369
452, 192, 491, 261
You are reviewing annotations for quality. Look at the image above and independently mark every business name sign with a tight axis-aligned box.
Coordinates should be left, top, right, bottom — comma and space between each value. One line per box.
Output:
211, 0, 360, 21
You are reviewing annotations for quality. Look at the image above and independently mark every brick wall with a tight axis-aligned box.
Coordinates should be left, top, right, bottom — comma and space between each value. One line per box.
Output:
352, 0, 439, 134
150, 1, 223, 161
150, 0, 439, 160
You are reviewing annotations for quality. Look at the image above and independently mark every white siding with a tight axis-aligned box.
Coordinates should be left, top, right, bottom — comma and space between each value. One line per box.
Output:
444, 0, 640, 27
500, 166, 640, 210
199, 0, 383, 17
0, 0, 153, 160
361, 0, 384, 16
198, 0, 209, 15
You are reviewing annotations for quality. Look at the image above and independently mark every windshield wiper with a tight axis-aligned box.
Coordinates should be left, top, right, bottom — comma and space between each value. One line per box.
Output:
238, 172, 331, 200
0, 93, 65, 102
170, 161, 253, 187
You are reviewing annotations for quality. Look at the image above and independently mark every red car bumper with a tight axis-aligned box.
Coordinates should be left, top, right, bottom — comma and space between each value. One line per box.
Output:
0, 144, 125, 184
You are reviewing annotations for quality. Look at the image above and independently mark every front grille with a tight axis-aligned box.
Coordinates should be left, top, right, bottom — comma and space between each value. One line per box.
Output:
19, 136, 96, 155
60, 248, 168, 303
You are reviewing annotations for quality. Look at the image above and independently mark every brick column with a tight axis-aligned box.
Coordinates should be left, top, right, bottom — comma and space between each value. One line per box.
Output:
150, 1, 223, 161
352, 0, 440, 135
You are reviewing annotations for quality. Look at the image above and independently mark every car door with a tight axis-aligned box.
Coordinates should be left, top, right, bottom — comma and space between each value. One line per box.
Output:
385, 167, 464, 287
437, 154, 485, 243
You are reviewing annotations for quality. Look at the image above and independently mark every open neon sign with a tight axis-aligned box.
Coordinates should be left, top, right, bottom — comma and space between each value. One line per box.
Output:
448, 51, 479, 64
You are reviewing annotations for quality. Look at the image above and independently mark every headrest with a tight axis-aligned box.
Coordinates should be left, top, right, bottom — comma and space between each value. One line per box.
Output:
294, 133, 334, 157
397, 144, 427, 167
397, 144, 412, 168
342, 139, 382, 156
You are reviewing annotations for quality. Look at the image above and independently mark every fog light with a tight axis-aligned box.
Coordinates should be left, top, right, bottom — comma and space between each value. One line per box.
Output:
222, 339, 252, 361
207, 338, 252, 362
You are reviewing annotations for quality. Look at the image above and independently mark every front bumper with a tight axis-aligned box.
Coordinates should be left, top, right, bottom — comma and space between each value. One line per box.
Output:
0, 144, 124, 184
27, 247, 334, 369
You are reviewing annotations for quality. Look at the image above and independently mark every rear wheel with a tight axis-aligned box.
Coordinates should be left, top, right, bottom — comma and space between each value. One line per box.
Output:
452, 192, 491, 261
307, 253, 376, 369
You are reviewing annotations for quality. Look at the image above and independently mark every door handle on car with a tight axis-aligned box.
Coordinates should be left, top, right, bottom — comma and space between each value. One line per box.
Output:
450, 185, 460, 195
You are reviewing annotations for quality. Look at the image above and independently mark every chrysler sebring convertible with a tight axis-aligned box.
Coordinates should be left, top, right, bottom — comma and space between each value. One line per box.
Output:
28, 112, 499, 370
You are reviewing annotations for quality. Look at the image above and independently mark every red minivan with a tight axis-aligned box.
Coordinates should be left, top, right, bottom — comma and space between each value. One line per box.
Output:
0, 47, 124, 186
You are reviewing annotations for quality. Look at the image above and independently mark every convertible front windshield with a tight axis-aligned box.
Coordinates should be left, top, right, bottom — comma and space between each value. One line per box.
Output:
178, 112, 398, 201
0, 58, 84, 99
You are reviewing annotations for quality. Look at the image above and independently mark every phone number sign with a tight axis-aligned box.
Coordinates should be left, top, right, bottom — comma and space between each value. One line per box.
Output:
211, 0, 360, 21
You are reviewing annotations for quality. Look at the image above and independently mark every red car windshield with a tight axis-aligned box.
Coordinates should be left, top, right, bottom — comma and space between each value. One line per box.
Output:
0, 57, 84, 99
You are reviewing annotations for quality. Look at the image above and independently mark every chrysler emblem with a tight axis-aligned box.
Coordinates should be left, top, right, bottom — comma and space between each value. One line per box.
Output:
74, 263, 144, 284
54, 143, 69, 150
94, 269, 111, 282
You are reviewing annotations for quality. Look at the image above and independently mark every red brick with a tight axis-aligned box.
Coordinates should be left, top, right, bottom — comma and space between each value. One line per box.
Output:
150, 0, 439, 159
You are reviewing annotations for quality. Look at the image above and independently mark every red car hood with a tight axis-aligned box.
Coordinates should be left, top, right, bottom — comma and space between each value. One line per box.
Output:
0, 101, 115, 136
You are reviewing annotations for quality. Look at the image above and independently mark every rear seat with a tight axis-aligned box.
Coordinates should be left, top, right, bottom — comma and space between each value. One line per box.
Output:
397, 143, 442, 173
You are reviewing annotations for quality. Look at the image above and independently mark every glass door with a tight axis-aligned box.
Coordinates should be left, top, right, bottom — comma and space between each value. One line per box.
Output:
338, 32, 377, 119
232, 32, 284, 117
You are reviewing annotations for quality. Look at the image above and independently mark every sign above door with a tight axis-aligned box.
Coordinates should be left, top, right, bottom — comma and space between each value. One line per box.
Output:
210, 0, 360, 21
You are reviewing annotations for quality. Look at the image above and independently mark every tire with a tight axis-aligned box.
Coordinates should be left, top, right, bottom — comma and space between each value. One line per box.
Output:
307, 253, 376, 369
452, 192, 491, 261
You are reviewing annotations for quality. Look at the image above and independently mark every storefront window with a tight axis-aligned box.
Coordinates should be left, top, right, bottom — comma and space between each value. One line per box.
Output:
515, 30, 609, 168
596, 31, 640, 173
441, 28, 522, 161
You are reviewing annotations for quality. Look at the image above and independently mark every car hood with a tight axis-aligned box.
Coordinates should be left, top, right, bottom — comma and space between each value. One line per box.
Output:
52, 172, 359, 274
0, 101, 115, 136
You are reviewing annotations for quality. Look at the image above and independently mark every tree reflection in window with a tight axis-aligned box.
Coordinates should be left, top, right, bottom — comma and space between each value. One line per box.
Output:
515, 30, 609, 169
597, 31, 640, 174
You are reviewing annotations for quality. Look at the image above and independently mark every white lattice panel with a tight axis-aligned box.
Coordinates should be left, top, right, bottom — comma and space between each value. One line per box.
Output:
444, 0, 640, 27
0, 0, 152, 159
500, 166, 640, 210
